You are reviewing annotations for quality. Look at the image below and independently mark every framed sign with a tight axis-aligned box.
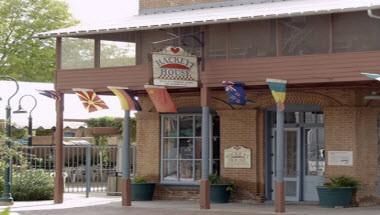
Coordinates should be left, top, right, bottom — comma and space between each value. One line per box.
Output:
152, 46, 198, 87
224, 146, 251, 168
328, 151, 353, 166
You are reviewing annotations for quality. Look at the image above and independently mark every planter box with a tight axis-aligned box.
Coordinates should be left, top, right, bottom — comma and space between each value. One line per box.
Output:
107, 178, 156, 201
317, 187, 354, 208
211, 184, 231, 203
132, 183, 156, 201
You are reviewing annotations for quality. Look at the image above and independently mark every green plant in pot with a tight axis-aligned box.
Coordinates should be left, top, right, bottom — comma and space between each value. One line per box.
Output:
317, 175, 360, 208
132, 176, 155, 201
209, 173, 235, 203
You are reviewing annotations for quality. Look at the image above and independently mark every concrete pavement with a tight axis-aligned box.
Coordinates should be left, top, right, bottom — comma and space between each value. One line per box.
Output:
1, 193, 379, 215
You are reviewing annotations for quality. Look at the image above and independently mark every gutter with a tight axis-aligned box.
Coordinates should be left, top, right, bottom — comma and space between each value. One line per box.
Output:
368, 8, 380, 19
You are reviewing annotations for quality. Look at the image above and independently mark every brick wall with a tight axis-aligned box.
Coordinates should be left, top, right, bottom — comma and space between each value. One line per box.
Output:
140, 0, 227, 11
134, 88, 380, 203
218, 109, 258, 201
325, 106, 380, 204
135, 112, 160, 181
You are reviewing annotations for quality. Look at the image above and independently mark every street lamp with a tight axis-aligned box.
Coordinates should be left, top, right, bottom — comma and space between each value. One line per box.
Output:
13, 95, 37, 146
0, 76, 19, 205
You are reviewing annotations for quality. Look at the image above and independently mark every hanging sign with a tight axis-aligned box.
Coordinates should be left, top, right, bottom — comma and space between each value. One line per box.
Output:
224, 146, 251, 168
152, 46, 198, 87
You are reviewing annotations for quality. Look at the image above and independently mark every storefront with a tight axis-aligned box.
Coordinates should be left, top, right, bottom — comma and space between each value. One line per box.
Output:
37, 0, 380, 208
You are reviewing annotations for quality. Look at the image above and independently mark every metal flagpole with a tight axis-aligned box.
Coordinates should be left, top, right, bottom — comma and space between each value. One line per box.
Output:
200, 86, 211, 209
122, 110, 132, 206
266, 78, 287, 213
275, 108, 285, 213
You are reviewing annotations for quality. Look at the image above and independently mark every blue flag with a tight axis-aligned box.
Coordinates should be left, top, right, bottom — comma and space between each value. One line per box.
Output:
222, 81, 247, 105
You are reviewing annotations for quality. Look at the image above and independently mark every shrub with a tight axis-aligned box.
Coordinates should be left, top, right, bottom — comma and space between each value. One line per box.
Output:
324, 175, 360, 189
0, 208, 9, 215
12, 170, 54, 201
35, 128, 53, 136
208, 173, 236, 192
133, 176, 147, 184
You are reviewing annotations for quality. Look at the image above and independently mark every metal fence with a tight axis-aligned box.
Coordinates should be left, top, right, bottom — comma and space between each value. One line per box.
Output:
15, 144, 135, 194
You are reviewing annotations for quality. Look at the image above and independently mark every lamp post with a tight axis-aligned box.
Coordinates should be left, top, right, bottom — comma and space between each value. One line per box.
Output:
0, 76, 19, 205
13, 95, 37, 146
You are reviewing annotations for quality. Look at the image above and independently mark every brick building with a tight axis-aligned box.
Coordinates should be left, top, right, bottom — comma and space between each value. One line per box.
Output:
38, 0, 380, 206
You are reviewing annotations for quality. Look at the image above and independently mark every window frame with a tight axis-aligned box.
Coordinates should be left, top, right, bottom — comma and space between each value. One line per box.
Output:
160, 113, 217, 185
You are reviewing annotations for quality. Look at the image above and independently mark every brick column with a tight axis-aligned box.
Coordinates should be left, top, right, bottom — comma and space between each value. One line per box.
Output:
135, 112, 160, 181
218, 109, 257, 200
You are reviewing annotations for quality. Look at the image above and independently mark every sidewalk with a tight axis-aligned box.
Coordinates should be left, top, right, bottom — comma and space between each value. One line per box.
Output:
1, 193, 379, 215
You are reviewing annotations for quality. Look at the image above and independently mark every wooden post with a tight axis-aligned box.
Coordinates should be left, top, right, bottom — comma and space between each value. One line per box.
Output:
200, 86, 210, 209
54, 37, 64, 204
94, 38, 101, 68
54, 92, 64, 204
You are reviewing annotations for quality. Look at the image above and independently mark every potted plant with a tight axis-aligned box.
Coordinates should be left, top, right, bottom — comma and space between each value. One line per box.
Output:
317, 175, 360, 208
132, 176, 155, 201
209, 173, 235, 203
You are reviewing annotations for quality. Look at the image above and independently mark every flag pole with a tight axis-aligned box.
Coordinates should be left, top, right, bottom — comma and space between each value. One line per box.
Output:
266, 78, 287, 213
122, 110, 132, 206
275, 106, 285, 213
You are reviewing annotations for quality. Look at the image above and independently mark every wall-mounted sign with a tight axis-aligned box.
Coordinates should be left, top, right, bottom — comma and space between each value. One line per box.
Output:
328, 151, 353, 166
224, 146, 251, 168
152, 46, 198, 87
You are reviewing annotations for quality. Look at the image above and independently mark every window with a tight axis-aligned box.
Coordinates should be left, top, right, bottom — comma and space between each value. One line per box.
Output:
333, 11, 380, 52
141, 29, 179, 64
180, 26, 202, 56
207, 24, 228, 59
280, 15, 330, 56
100, 41, 136, 67
62, 38, 94, 69
161, 114, 219, 183
304, 128, 325, 176
229, 20, 276, 58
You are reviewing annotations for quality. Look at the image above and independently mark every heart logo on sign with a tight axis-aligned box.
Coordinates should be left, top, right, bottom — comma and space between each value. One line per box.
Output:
171, 47, 180, 54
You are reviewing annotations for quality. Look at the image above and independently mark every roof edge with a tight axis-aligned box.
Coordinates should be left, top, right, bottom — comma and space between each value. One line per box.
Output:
139, 0, 286, 15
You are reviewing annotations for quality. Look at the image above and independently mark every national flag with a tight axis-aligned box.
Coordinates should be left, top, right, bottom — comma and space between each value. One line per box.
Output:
145, 85, 177, 113
73, 89, 109, 113
222, 81, 247, 105
361, 73, 380, 81
36, 90, 60, 100
266, 79, 287, 111
107, 86, 142, 111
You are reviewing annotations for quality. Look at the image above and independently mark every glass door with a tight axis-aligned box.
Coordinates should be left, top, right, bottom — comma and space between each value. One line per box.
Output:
303, 127, 325, 201
272, 128, 301, 201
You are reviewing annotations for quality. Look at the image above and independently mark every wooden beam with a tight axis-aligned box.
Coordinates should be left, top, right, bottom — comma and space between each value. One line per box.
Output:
329, 14, 334, 53
201, 86, 210, 107
55, 37, 62, 83
94, 38, 101, 68
276, 19, 282, 56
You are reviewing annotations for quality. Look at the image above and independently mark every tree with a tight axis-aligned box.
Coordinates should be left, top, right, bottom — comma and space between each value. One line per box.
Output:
0, 0, 76, 82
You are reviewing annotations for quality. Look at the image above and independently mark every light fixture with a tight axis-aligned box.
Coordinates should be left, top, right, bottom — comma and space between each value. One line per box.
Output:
13, 105, 28, 114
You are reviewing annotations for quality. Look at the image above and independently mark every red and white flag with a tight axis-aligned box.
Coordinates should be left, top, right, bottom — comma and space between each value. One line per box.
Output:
73, 88, 109, 113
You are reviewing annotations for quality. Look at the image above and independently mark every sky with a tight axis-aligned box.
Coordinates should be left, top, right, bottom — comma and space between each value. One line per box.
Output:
65, 0, 139, 24
0, 81, 124, 128
1, 1, 140, 128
